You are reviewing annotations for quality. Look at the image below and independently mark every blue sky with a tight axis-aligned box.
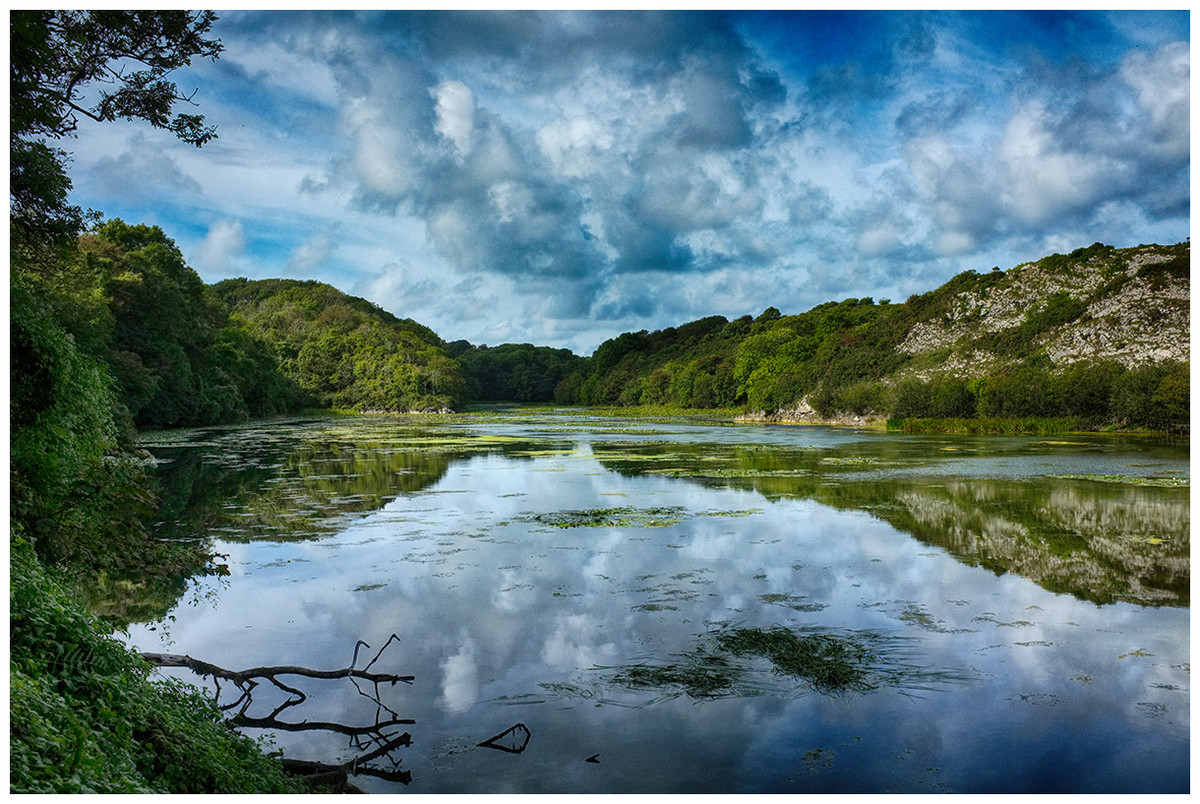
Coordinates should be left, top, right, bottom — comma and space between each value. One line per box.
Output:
64, 10, 1190, 354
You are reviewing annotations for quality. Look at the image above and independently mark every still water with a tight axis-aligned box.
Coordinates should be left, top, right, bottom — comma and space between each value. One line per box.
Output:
126, 410, 1189, 793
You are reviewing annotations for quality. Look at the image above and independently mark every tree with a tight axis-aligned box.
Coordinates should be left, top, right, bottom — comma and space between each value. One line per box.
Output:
10, 10, 222, 256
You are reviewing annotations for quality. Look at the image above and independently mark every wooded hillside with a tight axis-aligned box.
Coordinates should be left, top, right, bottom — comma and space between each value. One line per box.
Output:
555, 241, 1190, 432
212, 278, 468, 413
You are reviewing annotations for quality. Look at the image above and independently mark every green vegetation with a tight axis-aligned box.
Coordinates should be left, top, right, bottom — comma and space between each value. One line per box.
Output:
887, 417, 1079, 436
520, 505, 759, 529
9, 11, 311, 793
7, 8, 1188, 792
552, 244, 1189, 434
10, 535, 303, 793
592, 625, 969, 703
448, 341, 584, 402
715, 628, 877, 692
212, 277, 467, 413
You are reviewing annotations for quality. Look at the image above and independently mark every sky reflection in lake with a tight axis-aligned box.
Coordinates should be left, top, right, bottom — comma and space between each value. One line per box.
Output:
128, 413, 1189, 793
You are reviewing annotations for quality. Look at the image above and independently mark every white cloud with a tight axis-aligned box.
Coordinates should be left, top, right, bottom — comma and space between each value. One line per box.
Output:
998, 102, 1112, 225
345, 98, 414, 201
536, 115, 612, 179
287, 235, 332, 274
219, 36, 338, 107
195, 219, 246, 277
1119, 41, 1189, 158
433, 79, 476, 157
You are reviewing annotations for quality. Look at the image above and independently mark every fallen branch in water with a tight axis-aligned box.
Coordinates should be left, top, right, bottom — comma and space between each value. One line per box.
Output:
141, 635, 415, 786
139, 653, 415, 687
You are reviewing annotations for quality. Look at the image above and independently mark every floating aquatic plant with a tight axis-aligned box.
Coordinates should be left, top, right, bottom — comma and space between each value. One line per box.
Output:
520, 506, 761, 529
1049, 474, 1189, 487
565, 625, 973, 705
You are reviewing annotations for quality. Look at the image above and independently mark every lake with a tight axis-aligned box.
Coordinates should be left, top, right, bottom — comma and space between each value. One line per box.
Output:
124, 409, 1190, 793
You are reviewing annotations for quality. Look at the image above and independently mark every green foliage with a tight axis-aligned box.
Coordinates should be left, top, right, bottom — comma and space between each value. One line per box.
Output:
559, 313, 743, 407
553, 242, 1186, 434
46, 221, 307, 428
11, 279, 121, 532
10, 538, 303, 794
10, 11, 221, 258
10, 275, 222, 586
1037, 242, 1116, 274
716, 627, 876, 692
1111, 361, 1190, 432
212, 278, 466, 411
972, 290, 1087, 357
454, 342, 583, 402
886, 417, 1078, 436
974, 365, 1051, 418
1046, 360, 1126, 424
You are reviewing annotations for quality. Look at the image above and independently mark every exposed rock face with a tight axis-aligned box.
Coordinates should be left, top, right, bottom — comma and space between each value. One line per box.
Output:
897, 243, 1189, 377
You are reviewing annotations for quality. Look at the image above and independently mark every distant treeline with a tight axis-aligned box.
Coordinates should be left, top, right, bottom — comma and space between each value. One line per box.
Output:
16, 221, 1188, 439
447, 340, 584, 402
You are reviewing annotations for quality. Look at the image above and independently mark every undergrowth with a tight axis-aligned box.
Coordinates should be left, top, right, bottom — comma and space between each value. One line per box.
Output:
9, 533, 306, 794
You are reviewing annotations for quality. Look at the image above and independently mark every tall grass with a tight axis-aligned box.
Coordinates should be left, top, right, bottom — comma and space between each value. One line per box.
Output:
886, 417, 1079, 435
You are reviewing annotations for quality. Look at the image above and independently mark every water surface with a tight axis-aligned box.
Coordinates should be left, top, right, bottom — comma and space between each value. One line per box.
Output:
128, 410, 1190, 793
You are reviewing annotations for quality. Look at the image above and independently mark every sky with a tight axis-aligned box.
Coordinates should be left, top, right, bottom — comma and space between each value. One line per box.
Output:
63, 9, 1190, 355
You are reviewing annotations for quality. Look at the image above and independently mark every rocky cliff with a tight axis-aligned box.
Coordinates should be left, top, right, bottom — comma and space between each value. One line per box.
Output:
897, 241, 1189, 380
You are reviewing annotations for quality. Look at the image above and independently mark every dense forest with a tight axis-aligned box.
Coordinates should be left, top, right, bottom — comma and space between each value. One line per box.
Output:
447, 340, 584, 402
212, 277, 467, 413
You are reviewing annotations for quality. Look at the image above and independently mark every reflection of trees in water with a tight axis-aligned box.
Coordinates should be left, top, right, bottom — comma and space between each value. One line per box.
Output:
593, 441, 1189, 608
881, 480, 1189, 607
128, 425, 574, 621
150, 441, 457, 543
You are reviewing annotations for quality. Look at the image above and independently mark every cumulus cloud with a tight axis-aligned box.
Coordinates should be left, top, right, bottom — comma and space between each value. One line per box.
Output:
63, 11, 1190, 352
433, 79, 476, 157
1119, 41, 1189, 159
287, 235, 332, 274
195, 219, 246, 277
88, 133, 202, 200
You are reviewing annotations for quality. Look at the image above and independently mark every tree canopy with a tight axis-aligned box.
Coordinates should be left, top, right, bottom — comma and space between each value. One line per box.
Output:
10, 10, 221, 255
212, 278, 468, 412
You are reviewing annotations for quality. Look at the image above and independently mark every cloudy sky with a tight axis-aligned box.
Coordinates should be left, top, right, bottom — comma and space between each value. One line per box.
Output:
65, 10, 1189, 354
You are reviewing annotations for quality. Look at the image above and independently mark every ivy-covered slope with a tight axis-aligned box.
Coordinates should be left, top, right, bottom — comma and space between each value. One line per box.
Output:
555, 241, 1189, 431
211, 278, 468, 413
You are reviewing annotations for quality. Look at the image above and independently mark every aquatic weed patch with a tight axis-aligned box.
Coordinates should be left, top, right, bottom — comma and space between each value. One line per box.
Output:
520, 506, 761, 529
612, 654, 739, 699
715, 627, 877, 692
1049, 473, 1189, 488
522, 506, 688, 528
562, 625, 973, 705
759, 593, 828, 613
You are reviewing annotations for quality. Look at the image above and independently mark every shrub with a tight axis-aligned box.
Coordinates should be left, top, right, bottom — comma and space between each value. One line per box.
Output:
10, 537, 304, 794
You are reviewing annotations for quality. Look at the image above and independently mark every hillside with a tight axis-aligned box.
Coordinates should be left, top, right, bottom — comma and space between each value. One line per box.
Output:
896, 241, 1189, 377
211, 278, 467, 413
556, 241, 1189, 431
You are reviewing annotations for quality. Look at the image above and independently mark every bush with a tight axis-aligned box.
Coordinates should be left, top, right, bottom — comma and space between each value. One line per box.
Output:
891, 378, 932, 419
975, 366, 1051, 418
10, 537, 305, 794
1047, 361, 1125, 424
